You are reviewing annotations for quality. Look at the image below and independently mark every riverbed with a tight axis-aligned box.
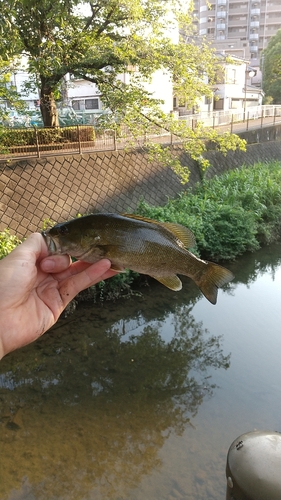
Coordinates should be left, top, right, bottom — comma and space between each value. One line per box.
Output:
0, 244, 280, 499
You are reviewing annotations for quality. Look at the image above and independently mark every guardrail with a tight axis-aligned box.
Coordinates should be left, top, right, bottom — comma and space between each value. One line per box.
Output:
179, 105, 281, 132
0, 105, 281, 161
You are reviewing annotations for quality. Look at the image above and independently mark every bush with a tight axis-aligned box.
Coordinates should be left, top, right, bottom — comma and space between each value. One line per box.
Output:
0, 125, 95, 148
136, 161, 281, 261
0, 127, 36, 146
0, 229, 21, 259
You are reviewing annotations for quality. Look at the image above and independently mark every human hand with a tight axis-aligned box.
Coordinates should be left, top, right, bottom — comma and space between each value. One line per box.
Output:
0, 233, 117, 359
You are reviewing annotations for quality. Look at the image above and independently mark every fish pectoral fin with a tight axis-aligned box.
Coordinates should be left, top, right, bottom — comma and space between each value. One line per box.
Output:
122, 213, 195, 249
150, 274, 182, 291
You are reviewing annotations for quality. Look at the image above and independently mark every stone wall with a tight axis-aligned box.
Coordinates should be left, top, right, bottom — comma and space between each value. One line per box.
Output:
1, 125, 281, 239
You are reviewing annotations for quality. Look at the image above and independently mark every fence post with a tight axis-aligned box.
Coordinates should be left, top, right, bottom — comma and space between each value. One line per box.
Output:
77, 125, 82, 154
113, 130, 117, 151
213, 115, 215, 129
34, 127, 40, 158
274, 106, 277, 125
230, 113, 234, 133
246, 111, 250, 131
261, 109, 264, 129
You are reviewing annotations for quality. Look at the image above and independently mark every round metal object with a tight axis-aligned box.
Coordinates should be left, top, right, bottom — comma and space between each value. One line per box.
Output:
226, 430, 281, 500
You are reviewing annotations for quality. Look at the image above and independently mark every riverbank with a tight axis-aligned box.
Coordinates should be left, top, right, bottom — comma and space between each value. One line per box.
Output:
1, 160, 281, 304
81, 160, 281, 303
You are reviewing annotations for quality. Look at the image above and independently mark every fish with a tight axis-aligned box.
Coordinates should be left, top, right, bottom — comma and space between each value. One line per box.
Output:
42, 213, 234, 305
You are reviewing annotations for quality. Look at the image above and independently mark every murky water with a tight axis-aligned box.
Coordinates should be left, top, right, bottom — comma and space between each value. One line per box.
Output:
0, 244, 280, 500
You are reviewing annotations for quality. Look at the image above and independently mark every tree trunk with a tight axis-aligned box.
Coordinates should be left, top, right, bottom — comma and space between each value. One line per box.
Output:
40, 84, 59, 127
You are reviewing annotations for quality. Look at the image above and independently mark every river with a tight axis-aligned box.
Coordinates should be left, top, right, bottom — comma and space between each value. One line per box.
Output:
0, 244, 280, 500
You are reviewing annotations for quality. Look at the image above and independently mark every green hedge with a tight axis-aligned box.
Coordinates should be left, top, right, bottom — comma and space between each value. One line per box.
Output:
0, 125, 95, 147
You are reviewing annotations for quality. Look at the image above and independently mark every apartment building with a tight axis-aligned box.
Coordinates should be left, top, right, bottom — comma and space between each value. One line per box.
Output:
192, 0, 281, 69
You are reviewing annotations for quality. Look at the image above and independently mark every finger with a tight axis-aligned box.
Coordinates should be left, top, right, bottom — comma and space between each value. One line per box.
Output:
58, 259, 113, 305
6, 232, 48, 265
40, 254, 72, 273
23, 232, 49, 260
99, 269, 120, 281
53, 259, 119, 281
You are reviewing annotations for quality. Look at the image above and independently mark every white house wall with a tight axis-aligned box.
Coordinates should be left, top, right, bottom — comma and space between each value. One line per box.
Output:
117, 69, 173, 114
67, 77, 100, 100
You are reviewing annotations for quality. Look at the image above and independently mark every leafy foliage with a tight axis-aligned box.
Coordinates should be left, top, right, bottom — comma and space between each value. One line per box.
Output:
0, 229, 21, 259
136, 161, 281, 261
262, 28, 281, 104
0, 125, 95, 147
0, 59, 25, 119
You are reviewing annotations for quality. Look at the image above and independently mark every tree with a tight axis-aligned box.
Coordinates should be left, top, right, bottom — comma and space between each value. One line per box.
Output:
0, 0, 246, 182
263, 29, 281, 104
0, 0, 214, 124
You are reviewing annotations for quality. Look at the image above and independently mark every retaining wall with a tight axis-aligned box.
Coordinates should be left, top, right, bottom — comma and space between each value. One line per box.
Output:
1, 125, 281, 239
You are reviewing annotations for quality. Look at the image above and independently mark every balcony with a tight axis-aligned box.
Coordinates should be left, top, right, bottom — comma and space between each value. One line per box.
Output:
228, 18, 248, 27
251, 9, 260, 15
250, 45, 259, 52
250, 21, 260, 27
217, 0, 227, 5
249, 33, 259, 40
217, 23, 226, 30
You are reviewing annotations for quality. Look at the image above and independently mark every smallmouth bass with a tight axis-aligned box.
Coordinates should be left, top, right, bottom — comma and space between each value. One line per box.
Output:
42, 213, 234, 304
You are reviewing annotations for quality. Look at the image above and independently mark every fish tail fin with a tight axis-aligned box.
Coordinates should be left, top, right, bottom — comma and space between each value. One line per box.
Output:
195, 262, 234, 305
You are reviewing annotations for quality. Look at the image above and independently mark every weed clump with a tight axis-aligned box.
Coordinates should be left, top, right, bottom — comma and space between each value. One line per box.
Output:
136, 161, 281, 261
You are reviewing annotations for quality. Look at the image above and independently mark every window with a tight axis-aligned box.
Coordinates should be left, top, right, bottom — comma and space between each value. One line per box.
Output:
213, 98, 224, 110
85, 98, 99, 110
72, 98, 100, 111
226, 68, 236, 84
72, 100, 84, 111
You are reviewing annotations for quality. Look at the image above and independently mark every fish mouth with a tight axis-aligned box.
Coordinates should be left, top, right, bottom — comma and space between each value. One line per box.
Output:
41, 231, 58, 254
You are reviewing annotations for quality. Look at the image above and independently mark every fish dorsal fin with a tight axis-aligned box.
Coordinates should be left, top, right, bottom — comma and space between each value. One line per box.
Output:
150, 274, 183, 291
122, 213, 196, 249
160, 222, 195, 248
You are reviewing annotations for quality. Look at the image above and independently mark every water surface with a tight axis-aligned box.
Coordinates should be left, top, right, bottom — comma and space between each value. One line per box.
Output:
0, 244, 280, 499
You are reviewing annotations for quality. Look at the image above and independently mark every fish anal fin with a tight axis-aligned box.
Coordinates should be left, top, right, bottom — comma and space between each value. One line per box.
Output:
150, 274, 182, 291
122, 213, 196, 248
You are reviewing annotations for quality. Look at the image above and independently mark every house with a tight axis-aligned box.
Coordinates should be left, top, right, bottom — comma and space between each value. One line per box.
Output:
66, 69, 174, 124
212, 54, 263, 111
175, 53, 263, 117
3, 66, 174, 126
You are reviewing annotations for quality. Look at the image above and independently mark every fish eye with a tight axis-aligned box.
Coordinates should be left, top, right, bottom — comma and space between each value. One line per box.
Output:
58, 225, 69, 235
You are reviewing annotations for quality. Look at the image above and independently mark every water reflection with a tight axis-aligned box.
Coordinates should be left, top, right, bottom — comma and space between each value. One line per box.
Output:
0, 307, 229, 499
0, 244, 280, 499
